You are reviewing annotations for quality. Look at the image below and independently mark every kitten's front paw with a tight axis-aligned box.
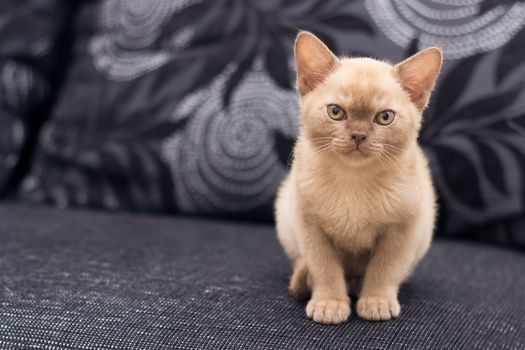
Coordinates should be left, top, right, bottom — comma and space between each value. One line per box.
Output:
306, 298, 350, 324
357, 296, 400, 321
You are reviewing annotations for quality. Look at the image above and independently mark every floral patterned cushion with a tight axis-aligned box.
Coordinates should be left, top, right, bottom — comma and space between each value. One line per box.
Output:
23, 0, 525, 246
0, 0, 73, 197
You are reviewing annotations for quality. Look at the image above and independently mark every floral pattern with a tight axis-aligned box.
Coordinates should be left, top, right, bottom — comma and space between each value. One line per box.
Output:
0, 0, 69, 196
24, 0, 525, 247
419, 27, 525, 238
90, 0, 201, 81
88, 0, 372, 103
162, 62, 299, 214
365, 0, 525, 59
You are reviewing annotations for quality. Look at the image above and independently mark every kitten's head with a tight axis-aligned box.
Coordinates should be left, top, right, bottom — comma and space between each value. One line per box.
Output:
295, 31, 442, 167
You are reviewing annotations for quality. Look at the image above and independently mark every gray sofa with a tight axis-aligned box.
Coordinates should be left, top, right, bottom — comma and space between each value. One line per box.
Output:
1, 203, 524, 349
1, 1, 525, 348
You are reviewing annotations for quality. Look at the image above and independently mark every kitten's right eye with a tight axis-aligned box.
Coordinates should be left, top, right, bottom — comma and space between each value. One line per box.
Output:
327, 104, 346, 120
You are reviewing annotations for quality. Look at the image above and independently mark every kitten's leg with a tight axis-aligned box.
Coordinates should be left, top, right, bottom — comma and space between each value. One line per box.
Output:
289, 258, 310, 300
357, 225, 418, 321
302, 224, 350, 324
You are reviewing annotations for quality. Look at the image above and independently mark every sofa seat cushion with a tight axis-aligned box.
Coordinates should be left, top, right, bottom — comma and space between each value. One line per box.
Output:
0, 203, 524, 349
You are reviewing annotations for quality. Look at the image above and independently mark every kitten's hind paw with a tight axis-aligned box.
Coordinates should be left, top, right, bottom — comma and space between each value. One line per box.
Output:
306, 298, 350, 324
289, 259, 310, 300
357, 295, 400, 321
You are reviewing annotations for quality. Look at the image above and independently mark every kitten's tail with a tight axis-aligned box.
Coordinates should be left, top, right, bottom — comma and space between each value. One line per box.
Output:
289, 258, 310, 300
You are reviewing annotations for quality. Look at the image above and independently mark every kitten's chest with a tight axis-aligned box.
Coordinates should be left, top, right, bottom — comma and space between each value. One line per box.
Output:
303, 176, 402, 251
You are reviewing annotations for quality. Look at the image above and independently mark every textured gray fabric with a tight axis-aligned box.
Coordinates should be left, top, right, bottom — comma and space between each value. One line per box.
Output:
0, 203, 524, 349
21, 0, 525, 249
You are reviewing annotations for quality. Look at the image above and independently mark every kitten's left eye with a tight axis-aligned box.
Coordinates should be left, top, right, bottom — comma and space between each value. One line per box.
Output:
327, 104, 346, 120
374, 110, 395, 125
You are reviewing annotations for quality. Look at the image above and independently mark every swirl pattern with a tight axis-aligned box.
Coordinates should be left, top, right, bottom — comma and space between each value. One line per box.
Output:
23, 0, 525, 247
89, 0, 200, 81
162, 63, 299, 213
365, 0, 525, 59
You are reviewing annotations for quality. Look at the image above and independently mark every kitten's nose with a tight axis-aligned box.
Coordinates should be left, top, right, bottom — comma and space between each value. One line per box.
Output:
351, 132, 367, 145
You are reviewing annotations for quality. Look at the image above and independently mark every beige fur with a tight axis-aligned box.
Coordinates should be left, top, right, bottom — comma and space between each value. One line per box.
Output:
275, 32, 442, 324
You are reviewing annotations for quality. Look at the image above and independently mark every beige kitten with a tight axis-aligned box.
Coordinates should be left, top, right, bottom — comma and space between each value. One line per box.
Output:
275, 31, 441, 324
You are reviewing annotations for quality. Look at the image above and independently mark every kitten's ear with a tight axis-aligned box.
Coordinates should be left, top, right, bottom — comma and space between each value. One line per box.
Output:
395, 47, 442, 111
295, 31, 339, 96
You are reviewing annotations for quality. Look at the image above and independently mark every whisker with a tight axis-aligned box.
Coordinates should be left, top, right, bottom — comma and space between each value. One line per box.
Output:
375, 152, 392, 178
314, 142, 336, 159
381, 150, 408, 177
286, 149, 295, 168
314, 145, 337, 164
382, 143, 406, 153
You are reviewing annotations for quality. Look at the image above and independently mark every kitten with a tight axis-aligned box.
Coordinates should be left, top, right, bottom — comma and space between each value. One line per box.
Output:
275, 31, 441, 324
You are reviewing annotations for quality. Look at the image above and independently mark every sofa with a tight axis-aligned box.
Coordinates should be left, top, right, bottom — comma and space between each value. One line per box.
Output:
1, 203, 525, 349
0, 1, 524, 349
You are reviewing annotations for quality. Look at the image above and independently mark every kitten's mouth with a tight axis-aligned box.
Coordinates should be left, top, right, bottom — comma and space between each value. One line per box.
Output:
344, 147, 367, 157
